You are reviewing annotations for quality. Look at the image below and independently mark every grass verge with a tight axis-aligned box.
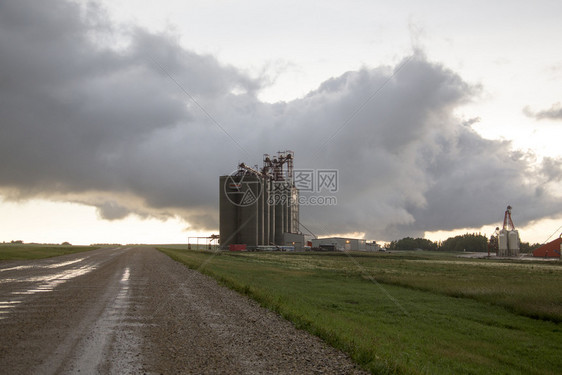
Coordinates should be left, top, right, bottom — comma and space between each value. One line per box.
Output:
159, 248, 561, 375
0, 244, 98, 260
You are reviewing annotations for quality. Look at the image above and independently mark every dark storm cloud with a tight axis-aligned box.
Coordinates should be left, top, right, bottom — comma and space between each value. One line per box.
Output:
96, 201, 130, 220
1, 0, 561, 239
523, 103, 562, 120
0, 0, 258, 229
286, 61, 562, 239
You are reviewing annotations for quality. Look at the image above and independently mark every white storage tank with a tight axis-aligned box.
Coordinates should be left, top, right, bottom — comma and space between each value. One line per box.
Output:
498, 229, 508, 256
508, 230, 520, 256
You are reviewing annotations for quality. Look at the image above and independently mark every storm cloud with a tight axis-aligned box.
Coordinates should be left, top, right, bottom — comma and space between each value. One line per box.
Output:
1, 0, 561, 240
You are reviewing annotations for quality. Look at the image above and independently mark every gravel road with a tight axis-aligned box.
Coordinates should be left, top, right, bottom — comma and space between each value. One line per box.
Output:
0, 247, 367, 374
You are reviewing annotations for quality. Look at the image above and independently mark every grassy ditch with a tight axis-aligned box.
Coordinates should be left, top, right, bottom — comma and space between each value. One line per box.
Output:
0, 244, 97, 260
159, 248, 562, 375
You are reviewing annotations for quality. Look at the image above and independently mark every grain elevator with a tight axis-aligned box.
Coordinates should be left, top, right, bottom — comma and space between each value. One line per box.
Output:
219, 151, 304, 250
497, 205, 520, 257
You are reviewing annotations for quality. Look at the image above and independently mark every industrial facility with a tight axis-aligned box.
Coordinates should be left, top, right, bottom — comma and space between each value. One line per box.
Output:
493, 205, 520, 257
310, 237, 380, 251
219, 151, 305, 250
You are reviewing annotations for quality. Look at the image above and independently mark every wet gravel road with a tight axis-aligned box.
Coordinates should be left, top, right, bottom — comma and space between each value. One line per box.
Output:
0, 247, 367, 374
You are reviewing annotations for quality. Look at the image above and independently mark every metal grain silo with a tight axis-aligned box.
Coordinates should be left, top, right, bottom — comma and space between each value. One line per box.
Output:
289, 186, 299, 233
219, 175, 240, 247
508, 230, 520, 256
268, 179, 276, 245
274, 181, 291, 244
498, 229, 508, 257
238, 174, 262, 247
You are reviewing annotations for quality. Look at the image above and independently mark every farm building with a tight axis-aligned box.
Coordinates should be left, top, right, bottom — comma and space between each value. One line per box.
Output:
533, 236, 561, 258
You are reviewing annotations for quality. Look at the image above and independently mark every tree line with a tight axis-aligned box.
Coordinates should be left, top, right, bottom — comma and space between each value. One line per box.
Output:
387, 233, 542, 253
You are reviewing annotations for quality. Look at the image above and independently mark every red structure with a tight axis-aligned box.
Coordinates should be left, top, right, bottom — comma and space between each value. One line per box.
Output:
503, 205, 516, 231
229, 244, 247, 251
533, 234, 562, 258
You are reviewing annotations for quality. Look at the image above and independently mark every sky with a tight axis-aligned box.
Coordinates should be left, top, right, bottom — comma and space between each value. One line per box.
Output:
1, 0, 562, 245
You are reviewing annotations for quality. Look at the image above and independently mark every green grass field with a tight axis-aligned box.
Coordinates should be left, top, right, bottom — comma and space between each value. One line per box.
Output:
159, 248, 562, 375
0, 244, 98, 260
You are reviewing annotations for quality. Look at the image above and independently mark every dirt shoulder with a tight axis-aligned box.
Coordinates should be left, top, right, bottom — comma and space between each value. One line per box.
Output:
137, 248, 367, 374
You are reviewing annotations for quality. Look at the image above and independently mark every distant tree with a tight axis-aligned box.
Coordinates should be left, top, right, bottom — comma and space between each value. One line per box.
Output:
388, 237, 438, 251
439, 233, 488, 252
61, 242, 71, 246
519, 242, 541, 253
10, 240, 23, 244
488, 234, 498, 253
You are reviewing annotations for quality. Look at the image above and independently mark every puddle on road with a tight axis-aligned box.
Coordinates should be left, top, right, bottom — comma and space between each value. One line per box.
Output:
0, 258, 86, 273
45, 259, 85, 269
11, 265, 97, 295
0, 265, 37, 272
0, 249, 129, 321
69, 266, 139, 373
121, 267, 130, 282
115, 267, 131, 306
0, 300, 23, 319
0, 264, 98, 317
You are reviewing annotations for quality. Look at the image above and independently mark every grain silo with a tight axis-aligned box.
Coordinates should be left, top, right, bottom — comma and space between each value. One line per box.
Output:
219, 151, 304, 250
497, 205, 520, 257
